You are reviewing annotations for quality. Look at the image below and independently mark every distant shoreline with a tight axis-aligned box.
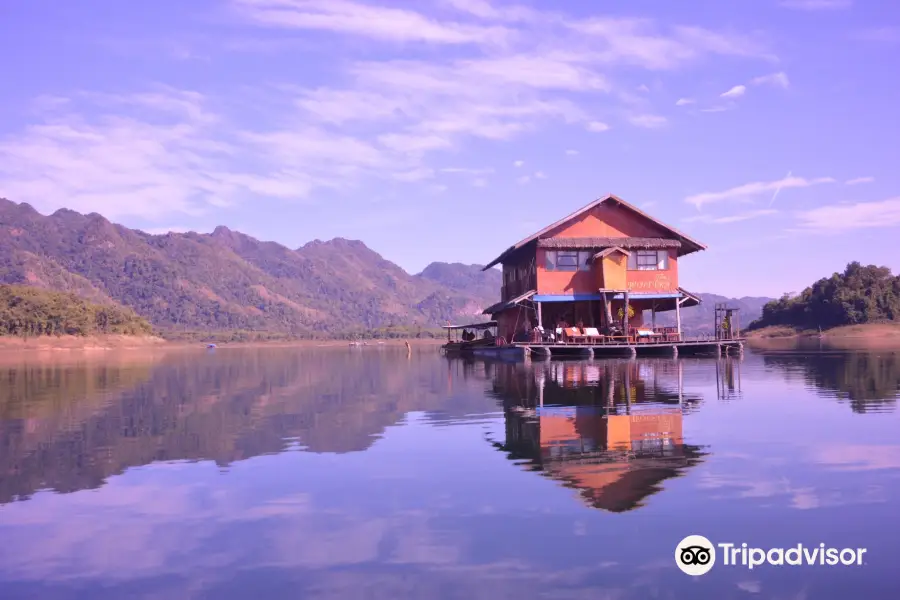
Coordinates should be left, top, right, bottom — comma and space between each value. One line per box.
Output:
0, 334, 442, 354
746, 323, 900, 349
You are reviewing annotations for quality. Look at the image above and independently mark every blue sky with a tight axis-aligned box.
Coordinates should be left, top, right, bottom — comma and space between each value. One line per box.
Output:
1, 0, 898, 298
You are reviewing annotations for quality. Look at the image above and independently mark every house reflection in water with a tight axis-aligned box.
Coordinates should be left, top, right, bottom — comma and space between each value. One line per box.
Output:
489, 359, 709, 512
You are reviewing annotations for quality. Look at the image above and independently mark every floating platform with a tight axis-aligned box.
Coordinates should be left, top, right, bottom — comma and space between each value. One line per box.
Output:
469, 339, 745, 360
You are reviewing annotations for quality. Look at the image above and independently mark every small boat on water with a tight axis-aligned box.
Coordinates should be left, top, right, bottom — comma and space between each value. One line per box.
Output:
440, 321, 499, 356
206, 343, 217, 349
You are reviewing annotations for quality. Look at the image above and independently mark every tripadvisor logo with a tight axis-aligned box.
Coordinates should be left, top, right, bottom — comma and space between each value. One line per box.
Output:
676, 535, 716, 576
675, 535, 868, 575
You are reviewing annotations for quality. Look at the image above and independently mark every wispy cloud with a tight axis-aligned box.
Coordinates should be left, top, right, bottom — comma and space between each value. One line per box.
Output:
750, 72, 790, 88
845, 176, 874, 185
700, 104, 735, 113
675, 97, 695, 106
720, 85, 746, 99
627, 114, 667, 128
0, 1, 778, 223
517, 174, 531, 184
795, 197, 900, 231
230, 0, 513, 45
587, 121, 610, 132
565, 149, 579, 156
440, 167, 494, 175
779, 0, 852, 10
683, 208, 779, 224
513, 160, 524, 167
685, 175, 836, 208
567, 18, 772, 69
534, 170, 547, 179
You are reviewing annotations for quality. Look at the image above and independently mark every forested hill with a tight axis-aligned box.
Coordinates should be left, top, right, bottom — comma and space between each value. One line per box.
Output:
0, 199, 501, 338
0, 284, 152, 337
748, 262, 900, 331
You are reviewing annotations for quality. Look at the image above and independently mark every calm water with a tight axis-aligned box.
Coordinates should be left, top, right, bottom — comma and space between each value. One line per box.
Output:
1, 346, 899, 599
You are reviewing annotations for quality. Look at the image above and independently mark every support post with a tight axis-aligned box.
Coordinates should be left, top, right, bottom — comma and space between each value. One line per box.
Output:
536, 301, 543, 329
601, 291, 612, 328
672, 345, 678, 358
675, 298, 682, 341
651, 302, 656, 330
623, 290, 630, 335
629, 346, 637, 359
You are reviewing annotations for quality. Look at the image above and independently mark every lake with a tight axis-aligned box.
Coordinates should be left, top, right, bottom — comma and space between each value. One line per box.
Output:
1, 345, 899, 599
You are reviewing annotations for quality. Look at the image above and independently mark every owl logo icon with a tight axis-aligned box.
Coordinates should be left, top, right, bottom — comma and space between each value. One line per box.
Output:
675, 535, 716, 576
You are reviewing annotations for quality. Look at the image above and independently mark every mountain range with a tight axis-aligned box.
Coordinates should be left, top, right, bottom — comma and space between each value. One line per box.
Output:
0, 198, 771, 337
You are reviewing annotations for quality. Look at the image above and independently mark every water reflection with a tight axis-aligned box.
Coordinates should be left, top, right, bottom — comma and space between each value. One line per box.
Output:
0, 348, 496, 505
488, 359, 710, 512
760, 350, 900, 412
1, 348, 899, 599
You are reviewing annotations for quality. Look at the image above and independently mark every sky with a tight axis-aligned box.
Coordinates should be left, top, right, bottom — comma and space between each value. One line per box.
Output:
1, 0, 898, 298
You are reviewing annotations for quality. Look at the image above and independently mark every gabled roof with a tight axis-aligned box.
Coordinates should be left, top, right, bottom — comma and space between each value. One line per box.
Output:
592, 246, 631, 260
482, 194, 707, 270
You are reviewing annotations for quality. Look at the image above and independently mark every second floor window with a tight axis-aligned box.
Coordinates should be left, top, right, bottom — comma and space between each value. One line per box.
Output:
544, 250, 591, 271
628, 250, 669, 271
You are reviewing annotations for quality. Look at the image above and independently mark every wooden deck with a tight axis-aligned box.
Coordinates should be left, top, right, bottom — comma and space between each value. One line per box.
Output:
470, 338, 745, 360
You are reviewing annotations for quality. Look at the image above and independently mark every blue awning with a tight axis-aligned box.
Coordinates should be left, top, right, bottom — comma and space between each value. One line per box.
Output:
532, 293, 603, 302
610, 292, 682, 300
532, 292, 683, 302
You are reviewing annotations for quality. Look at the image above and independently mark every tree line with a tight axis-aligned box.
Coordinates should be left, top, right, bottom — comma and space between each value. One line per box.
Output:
0, 284, 153, 337
748, 262, 900, 330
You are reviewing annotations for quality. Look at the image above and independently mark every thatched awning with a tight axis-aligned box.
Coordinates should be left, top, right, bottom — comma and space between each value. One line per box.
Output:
482, 290, 535, 315
538, 237, 682, 250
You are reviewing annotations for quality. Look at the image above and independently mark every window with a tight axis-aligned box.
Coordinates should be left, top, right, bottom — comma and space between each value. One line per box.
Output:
556, 251, 579, 271
578, 251, 592, 271
628, 250, 669, 271
544, 250, 592, 271
545, 250, 556, 270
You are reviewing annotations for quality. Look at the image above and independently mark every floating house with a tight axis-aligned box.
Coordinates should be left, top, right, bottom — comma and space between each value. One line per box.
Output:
471, 194, 747, 358
482, 194, 706, 343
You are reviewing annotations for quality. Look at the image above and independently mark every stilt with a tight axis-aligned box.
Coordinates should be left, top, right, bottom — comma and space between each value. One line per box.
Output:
624, 290, 631, 334
672, 345, 678, 358
716, 344, 722, 357
587, 347, 594, 359
675, 298, 682, 341
602, 291, 613, 328
629, 346, 637, 358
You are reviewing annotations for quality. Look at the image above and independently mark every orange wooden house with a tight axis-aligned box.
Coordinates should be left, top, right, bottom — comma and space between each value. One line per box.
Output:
482, 194, 706, 343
